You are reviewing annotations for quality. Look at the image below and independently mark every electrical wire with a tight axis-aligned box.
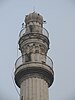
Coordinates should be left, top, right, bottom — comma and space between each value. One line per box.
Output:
17, 43, 19, 58
11, 67, 20, 96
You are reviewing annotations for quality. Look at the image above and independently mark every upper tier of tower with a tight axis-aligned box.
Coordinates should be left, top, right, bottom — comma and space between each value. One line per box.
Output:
15, 12, 54, 88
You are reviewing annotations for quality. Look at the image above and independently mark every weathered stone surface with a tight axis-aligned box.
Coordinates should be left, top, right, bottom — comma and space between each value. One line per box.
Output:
15, 12, 54, 100
20, 77, 48, 100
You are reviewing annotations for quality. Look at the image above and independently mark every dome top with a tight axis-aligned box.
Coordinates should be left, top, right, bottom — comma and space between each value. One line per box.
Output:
25, 12, 43, 25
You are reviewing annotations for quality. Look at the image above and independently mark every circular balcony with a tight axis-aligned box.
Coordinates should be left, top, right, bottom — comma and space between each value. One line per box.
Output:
15, 53, 53, 70
19, 26, 49, 38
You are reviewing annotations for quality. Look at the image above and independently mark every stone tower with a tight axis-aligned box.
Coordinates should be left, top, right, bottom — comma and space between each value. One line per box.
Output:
15, 12, 54, 100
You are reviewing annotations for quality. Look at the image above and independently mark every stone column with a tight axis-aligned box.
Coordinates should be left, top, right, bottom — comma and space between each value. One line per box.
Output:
20, 77, 48, 100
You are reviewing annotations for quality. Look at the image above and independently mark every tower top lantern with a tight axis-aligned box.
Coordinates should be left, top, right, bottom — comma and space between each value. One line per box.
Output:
19, 12, 49, 38
25, 12, 43, 25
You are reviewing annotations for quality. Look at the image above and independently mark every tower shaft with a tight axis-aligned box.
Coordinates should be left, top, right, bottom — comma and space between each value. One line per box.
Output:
20, 77, 48, 100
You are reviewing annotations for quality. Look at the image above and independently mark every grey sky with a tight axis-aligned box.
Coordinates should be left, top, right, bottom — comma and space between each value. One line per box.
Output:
0, 0, 75, 100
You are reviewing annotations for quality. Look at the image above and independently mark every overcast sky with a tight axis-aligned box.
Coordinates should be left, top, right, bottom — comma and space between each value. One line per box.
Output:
0, 0, 75, 100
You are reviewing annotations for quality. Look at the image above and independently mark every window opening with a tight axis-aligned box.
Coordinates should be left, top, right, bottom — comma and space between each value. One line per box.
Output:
29, 25, 33, 32
25, 53, 31, 62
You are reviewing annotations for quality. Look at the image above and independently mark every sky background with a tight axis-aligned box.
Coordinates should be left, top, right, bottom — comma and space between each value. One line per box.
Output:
0, 0, 75, 100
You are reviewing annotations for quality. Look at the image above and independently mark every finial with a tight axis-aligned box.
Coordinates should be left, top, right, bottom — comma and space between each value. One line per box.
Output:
33, 6, 36, 12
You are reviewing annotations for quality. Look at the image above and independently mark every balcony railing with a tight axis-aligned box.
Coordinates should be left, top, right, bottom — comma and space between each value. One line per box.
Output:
19, 26, 49, 38
15, 53, 53, 70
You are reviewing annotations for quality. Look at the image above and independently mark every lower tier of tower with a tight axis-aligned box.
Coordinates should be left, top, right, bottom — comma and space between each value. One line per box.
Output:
20, 77, 48, 100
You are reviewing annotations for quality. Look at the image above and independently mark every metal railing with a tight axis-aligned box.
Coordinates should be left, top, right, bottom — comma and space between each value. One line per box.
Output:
15, 53, 53, 70
19, 26, 49, 38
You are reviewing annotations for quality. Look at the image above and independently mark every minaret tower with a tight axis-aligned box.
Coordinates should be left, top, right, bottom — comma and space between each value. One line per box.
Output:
15, 12, 54, 100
